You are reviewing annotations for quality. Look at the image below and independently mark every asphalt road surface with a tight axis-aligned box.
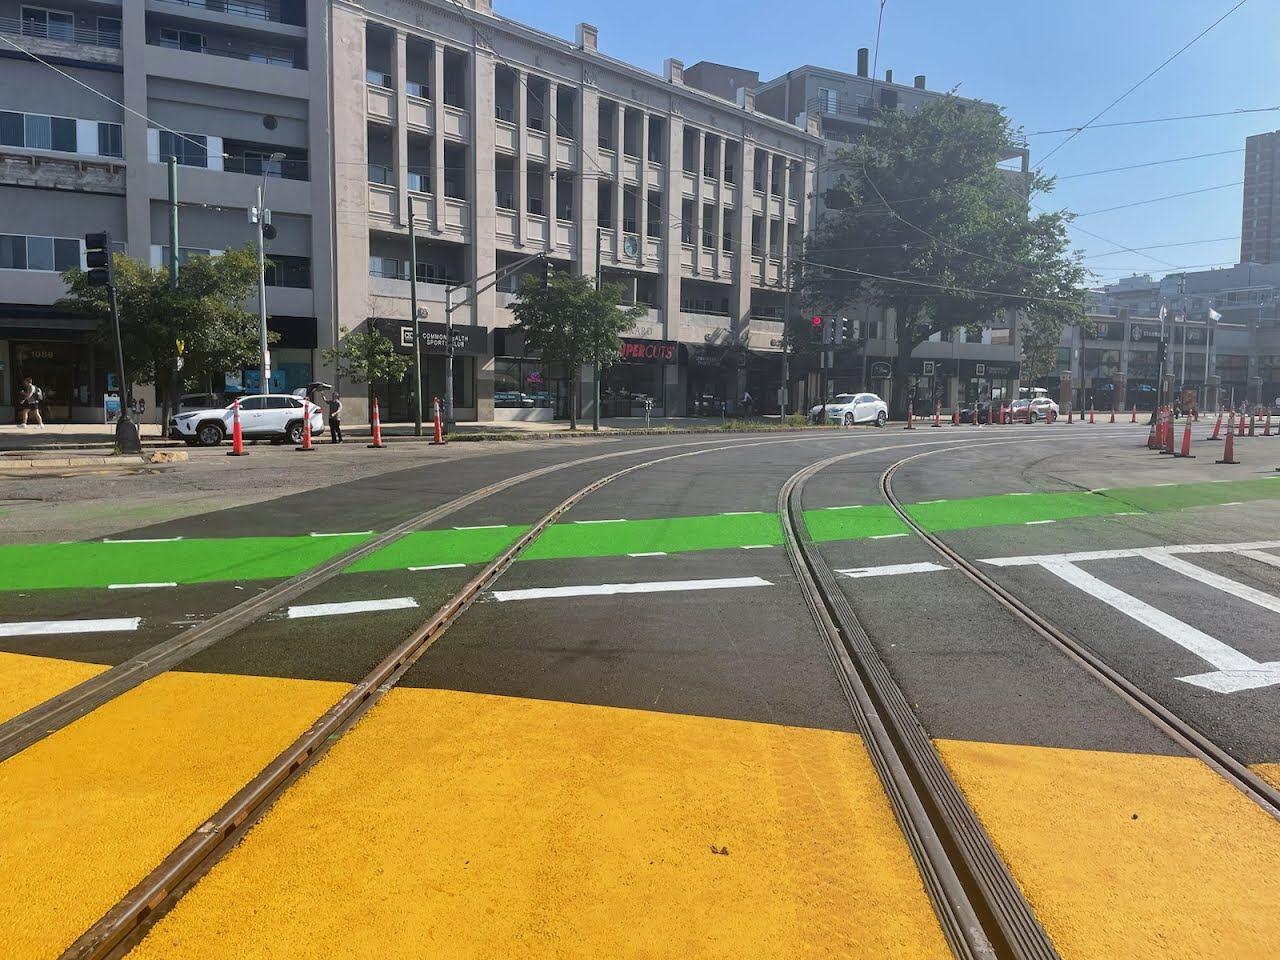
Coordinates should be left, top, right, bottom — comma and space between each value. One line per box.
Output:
1, 422, 1278, 960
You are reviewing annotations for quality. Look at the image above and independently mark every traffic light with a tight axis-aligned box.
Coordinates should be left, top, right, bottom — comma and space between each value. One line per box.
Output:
822, 316, 836, 345
85, 231, 113, 288
809, 315, 823, 342
836, 317, 851, 345
1156, 339, 1168, 364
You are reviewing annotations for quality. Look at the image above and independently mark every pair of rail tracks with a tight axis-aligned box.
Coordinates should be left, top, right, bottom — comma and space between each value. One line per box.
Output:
5, 427, 1271, 959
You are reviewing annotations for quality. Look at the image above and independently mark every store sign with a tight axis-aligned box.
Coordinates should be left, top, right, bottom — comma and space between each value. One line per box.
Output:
870, 361, 892, 378
619, 339, 676, 363
1131, 325, 1162, 342
378, 319, 488, 356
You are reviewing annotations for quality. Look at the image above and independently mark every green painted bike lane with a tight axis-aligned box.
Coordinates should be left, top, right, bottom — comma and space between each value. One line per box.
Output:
2, 477, 1278, 594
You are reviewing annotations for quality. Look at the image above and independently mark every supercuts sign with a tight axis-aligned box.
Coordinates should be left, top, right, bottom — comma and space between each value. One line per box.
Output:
619, 339, 676, 363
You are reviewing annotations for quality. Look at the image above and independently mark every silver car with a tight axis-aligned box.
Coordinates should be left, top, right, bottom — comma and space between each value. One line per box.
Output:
810, 393, 889, 427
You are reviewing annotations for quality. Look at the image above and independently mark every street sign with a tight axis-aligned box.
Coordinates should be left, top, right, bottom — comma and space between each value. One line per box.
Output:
104, 393, 121, 422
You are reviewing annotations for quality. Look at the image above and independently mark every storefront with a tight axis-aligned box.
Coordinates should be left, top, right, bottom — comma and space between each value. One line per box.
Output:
231, 316, 319, 397
685, 344, 734, 416
602, 338, 676, 417
1, 310, 111, 422
493, 328, 568, 420
372, 317, 484, 421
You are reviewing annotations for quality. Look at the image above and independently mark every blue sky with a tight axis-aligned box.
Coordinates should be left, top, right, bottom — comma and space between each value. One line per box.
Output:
497, 0, 1280, 287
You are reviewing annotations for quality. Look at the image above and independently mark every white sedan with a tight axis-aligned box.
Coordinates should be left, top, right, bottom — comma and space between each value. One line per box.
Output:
168, 394, 325, 446
810, 393, 889, 427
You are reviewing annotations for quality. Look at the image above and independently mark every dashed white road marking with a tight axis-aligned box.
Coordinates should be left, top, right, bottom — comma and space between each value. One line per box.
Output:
1221, 502, 1244, 506
452, 524, 508, 531
493, 576, 772, 603
740, 544, 774, 550
407, 563, 465, 571
573, 518, 627, 524
102, 536, 183, 544
835, 562, 949, 579
823, 504, 864, 510
628, 552, 667, 557
1025, 519, 1056, 525
108, 582, 177, 590
1010, 492, 1036, 496
918, 499, 948, 504
287, 597, 419, 619
0, 617, 141, 637
309, 531, 372, 538
870, 533, 908, 540
721, 511, 761, 516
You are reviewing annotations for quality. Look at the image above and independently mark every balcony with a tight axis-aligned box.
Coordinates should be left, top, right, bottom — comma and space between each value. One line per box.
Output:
0, 15, 121, 65
0, 148, 125, 195
150, 0, 306, 28
154, 36, 299, 68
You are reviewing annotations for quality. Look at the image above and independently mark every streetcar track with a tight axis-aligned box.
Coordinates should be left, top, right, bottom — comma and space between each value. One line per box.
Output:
49, 428, 1085, 960
880, 447, 1280, 821
781, 441, 1063, 960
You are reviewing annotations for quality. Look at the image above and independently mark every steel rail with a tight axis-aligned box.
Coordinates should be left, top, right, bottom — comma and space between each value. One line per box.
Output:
0, 435, 773, 763
880, 448, 1280, 821
781, 444, 1060, 960
66, 430, 926, 960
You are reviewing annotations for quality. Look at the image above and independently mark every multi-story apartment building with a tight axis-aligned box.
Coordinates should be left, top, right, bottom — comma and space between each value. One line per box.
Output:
0, 0, 331, 423
1241, 130, 1280, 265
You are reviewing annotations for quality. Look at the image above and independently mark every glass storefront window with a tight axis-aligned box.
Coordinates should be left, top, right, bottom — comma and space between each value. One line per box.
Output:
495, 357, 551, 408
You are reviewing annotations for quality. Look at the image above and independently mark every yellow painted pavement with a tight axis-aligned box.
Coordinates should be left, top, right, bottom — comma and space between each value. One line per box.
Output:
130, 688, 950, 960
0, 650, 106, 724
937, 739, 1280, 960
0, 669, 348, 960
1254, 763, 1280, 791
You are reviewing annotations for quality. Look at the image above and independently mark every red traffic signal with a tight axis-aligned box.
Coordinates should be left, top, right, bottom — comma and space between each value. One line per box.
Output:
811, 316, 822, 326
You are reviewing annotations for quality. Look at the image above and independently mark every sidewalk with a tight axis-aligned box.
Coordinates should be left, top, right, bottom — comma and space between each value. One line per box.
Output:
0, 416, 759, 451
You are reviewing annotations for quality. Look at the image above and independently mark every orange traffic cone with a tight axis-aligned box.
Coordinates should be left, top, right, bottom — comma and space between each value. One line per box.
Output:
226, 398, 248, 457
931, 401, 942, 428
296, 400, 316, 451
904, 402, 915, 430
1089, 405, 1096, 424
1174, 419, 1195, 458
1161, 412, 1175, 455
1216, 424, 1240, 464
1109, 408, 1116, 424
1249, 414, 1257, 437
1209, 410, 1224, 440
1067, 407, 1074, 424
1237, 408, 1246, 437
1265, 412, 1273, 438
952, 409, 959, 426
1130, 406, 1137, 423
431, 396, 445, 444
368, 397, 386, 449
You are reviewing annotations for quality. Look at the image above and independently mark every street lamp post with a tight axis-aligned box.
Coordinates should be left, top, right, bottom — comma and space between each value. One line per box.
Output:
252, 151, 286, 392
408, 194, 424, 436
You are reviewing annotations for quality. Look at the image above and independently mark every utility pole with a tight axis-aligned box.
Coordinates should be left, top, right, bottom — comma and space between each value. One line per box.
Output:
593, 225, 601, 431
408, 194, 423, 436
251, 152, 284, 393
780, 250, 792, 418
167, 156, 179, 290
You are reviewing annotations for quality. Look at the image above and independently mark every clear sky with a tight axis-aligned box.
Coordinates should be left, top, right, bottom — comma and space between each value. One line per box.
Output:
495, 0, 1280, 288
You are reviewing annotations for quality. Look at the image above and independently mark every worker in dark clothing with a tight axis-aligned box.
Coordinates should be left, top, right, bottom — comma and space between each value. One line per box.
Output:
327, 392, 344, 443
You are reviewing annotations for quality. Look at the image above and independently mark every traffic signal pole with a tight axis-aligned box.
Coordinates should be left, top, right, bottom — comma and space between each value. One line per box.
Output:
86, 230, 140, 453
408, 194, 423, 437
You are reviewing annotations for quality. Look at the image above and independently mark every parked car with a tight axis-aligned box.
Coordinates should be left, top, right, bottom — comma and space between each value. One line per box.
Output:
958, 400, 996, 424
168, 394, 324, 446
1027, 396, 1059, 421
809, 393, 888, 427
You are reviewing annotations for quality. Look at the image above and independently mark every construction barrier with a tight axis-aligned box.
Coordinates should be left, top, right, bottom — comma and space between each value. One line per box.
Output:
226, 398, 248, 457
368, 397, 387, 449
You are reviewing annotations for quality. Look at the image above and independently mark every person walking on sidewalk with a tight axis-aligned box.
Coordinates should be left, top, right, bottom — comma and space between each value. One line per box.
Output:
17, 376, 44, 428
327, 392, 343, 443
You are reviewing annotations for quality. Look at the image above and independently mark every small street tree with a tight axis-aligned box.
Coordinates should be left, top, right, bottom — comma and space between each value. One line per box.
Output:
510, 270, 643, 429
803, 95, 1086, 415
321, 324, 413, 412
60, 248, 265, 424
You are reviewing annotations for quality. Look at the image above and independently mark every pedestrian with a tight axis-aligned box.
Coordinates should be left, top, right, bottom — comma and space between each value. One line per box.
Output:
327, 392, 343, 443
740, 389, 753, 417
17, 376, 44, 429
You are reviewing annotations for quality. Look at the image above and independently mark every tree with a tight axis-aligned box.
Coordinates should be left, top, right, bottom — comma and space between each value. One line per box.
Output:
803, 96, 1086, 414
321, 324, 413, 411
60, 248, 267, 425
510, 270, 643, 429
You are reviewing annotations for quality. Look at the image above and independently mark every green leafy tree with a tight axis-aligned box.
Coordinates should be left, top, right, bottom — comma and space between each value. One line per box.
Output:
321, 325, 413, 411
803, 95, 1086, 414
60, 248, 266, 424
510, 270, 643, 429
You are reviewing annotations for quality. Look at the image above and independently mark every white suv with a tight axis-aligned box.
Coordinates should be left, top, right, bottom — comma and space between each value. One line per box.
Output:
168, 394, 324, 447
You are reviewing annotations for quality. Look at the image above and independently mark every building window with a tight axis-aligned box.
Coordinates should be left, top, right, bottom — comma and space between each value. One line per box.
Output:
21, 6, 74, 41
0, 234, 80, 271
97, 122, 123, 158
159, 28, 206, 53
97, 17, 121, 44
817, 87, 837, 113
265, 254, 311, 288
159, 131, 209, 168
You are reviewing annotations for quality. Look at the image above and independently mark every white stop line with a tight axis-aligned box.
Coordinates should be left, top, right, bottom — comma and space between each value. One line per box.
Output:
982, 540, 1280, 694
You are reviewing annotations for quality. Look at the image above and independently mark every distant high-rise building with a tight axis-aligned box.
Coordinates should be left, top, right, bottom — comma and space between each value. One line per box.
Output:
1241, 130, 1280, 264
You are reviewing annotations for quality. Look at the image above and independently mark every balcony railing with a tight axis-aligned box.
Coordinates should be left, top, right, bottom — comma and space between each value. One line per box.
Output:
366, 68, 392, 88
367, 163, 392, 185
495, 104, 515, 123
407, 169, 431, 194
223, 154, 309, 181
155, 37, 297, 67
807, 94, 876, 122
151, 0, 305, 28
1, 16, 120, 48
406, 80, 430, 100
496, 190, 515, 211
527, 196, 544, 216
